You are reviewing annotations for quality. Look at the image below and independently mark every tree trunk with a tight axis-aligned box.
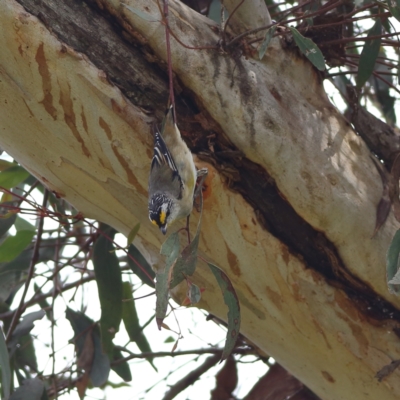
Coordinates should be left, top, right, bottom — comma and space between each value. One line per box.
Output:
1, 0, 400, 398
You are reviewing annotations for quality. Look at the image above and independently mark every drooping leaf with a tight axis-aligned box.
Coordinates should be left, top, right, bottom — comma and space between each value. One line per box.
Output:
0, 166, 30, 190
65, 308, 110, 387
289, 27, 325, 71
0, 160, 16, 172
93, 226, 123, 359
14, 333, 38, 375
169, 192, 204, 290
155, 232, 180, 329
121, 282, 156, 370
127, 223, 140, 246
127, 244, 155, 288
187, 282, 202, 305
9, 377, 45, 400
386, 0, 400, 23
122, 3, 157, 21
0, 326, 11, 399
111, 347, 132, 382
0, 230, 35, 263
386, 229, 400, 294
0, 209, 17, 238
356, 19, 382, 89
8, 310, 46, 351
0, 238, 58, 305
259, 26, 277, 60
211, 356, 238, 399
207, 263, 241, 361
14, 217, 35, 233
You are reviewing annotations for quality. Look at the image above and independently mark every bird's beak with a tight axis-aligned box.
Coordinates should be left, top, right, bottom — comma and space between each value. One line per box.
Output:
160, 225, 167, 235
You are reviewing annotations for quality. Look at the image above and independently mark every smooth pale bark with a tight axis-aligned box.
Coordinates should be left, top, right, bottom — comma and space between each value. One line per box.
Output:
1, 1, 400, 399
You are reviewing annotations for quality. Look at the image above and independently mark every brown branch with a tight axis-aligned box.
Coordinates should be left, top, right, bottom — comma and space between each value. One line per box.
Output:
161, 353, 221, 400
6, 190, 49, 342
111, 347, 255, 365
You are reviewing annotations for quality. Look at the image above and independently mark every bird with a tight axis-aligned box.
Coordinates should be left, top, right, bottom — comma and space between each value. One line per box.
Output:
148, 106, 197, 235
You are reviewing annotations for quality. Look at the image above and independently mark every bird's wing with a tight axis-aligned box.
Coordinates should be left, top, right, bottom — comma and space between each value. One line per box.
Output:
150, 129, 183, 198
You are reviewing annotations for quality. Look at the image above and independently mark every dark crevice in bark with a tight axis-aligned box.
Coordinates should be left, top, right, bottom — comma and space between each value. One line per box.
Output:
17, 0, 400, 324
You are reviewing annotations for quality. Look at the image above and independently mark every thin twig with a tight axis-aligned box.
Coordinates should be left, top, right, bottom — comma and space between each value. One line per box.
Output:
6, 189, 49, 342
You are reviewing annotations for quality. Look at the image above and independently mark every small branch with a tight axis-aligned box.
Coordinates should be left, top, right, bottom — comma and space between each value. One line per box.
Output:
111, 347, 255, 365
162, 353, 221, 400
6, 189, 49, 342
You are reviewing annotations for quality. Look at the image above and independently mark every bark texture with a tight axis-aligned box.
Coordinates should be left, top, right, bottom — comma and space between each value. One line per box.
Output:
1, 0, 400, 399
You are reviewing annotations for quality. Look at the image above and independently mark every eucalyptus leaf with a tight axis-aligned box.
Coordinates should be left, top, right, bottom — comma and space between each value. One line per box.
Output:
111, 347, 132, 382
356, 19, 382, 89
127, 223, 140, 246
0, 166, 30, 190
259, 26, 277, 60
0, 326, 11, 399
289, 27, 325, 71
386, 0, 400, 23
9, 377, 44, 400
0, 209, 17, 238
0, 230, 35, 263
65, 308, 110, 387
155, 232, 180, 329
8, 310, 46, 351
207, 263, 241, 361
127, 244, 155, 288
93, 226, 123, 359
121, 282, 156, 370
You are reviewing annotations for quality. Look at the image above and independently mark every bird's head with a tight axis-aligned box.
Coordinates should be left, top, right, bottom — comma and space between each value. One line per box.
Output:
148, 193, 173, 235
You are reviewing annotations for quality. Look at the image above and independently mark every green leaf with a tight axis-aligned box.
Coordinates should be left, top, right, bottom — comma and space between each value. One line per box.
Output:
0, 326, 11, 399
356, 19, 382, 89
386, 229, 400, 294
207, 263, 241, 361
122, 3, 157, 21
65, 308, 110, 387
155, 232, 180, 329
111, 347, 132, 382
0, 166, 30, 190
127, 244, 155, 288
121, 282, 156, 371
9, 377, 45, 400
14, 217, 35, 233
289, 27, 325, 71
14, 334, 38, 373
93, 226, 123, 359
0, 209, 17, 238
386, 0, 400, 22
126, 223, 140, 246
0, 160, 16, 172
170, 191, 204, 290
0, 230, 35, 263
8, 310, 46, 350
187, 282, 202, 305
259, 26, 277, 60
